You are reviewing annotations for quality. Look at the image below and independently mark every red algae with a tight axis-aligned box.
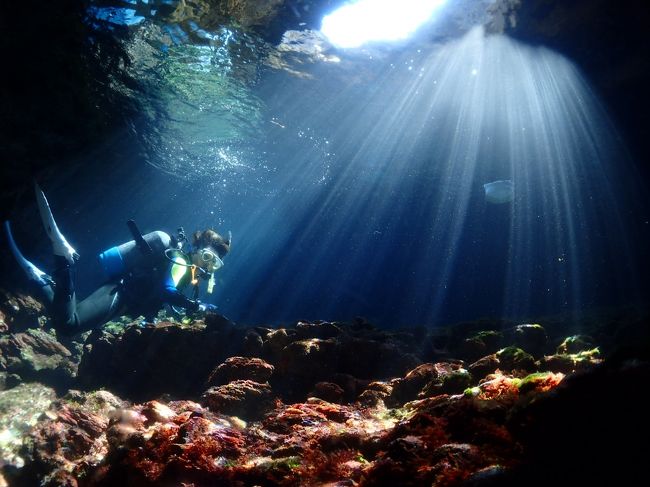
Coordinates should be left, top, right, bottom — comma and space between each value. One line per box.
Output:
9, 319, 598, 486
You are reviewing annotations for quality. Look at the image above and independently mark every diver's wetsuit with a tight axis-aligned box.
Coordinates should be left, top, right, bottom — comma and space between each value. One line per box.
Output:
42, 239, 199, 333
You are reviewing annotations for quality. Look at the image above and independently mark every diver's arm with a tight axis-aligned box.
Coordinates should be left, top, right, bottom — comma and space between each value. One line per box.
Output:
161, 274, 200, 312
162, 287, 200, 312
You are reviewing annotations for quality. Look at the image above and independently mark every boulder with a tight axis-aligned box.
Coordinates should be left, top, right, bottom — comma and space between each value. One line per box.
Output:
496, 346, 536, 373
206, 356, 274, 386
513, 324, 547, 357
308, 381, 344, 403
201, 380, 274, 420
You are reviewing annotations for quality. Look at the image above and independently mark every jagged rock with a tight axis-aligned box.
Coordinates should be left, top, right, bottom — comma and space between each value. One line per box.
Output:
386, 435, 425, 460
356, 389, 387, 407
201, 379, 274, 420
429, 443, 484, 483
206, 356, 275, 386
0, 289, 45, 332
99, 408, 245, 485
268, 324, 421, 400
0, 329, 76, 388
365, 381, 394, 396
6, 352, 575, 487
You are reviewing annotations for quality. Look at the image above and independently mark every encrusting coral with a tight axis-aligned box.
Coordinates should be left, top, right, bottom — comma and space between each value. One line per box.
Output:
0, 301, 643, 486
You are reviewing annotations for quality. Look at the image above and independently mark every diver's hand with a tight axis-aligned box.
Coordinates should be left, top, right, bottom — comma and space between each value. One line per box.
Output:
197, 303, 218, 313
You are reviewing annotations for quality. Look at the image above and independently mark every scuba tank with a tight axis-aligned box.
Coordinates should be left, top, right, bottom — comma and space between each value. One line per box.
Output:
98, 222, 171, 279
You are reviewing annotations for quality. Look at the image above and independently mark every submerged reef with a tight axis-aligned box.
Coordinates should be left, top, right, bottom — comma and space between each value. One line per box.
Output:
0, 291, 648, 486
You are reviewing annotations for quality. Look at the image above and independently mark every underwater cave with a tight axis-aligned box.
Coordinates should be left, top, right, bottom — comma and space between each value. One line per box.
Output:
0, 1, 648, 486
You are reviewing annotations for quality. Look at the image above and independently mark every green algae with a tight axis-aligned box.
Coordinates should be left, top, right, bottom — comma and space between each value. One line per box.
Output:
557, 335, 594, 355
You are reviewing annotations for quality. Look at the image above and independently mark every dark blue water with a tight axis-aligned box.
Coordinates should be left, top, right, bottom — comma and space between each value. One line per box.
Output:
11, 0, 648, 329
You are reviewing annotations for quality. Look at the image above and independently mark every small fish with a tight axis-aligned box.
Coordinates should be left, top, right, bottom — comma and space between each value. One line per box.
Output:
483, 180, 514, 204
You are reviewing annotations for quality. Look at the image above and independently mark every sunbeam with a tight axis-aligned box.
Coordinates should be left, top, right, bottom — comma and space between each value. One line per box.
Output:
226, 26, 640, 326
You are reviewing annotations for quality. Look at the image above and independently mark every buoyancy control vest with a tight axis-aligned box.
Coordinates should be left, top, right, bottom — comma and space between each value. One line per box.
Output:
98, 229, 171, 280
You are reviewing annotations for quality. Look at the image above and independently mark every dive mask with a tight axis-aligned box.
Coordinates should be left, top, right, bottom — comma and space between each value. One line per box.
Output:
200, 248, 224, 272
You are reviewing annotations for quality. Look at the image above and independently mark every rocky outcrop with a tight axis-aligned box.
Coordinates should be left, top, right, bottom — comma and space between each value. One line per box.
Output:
77, 320, 248, 401
201, 379, 275, 420
2, 311, 641, 487
0, 329, 76, 390
16, 371, 547, 486
0, 289, 44, 333
207, 356, 274, 387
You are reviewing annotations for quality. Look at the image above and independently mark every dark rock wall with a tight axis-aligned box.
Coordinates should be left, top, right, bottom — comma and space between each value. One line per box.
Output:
0, 0, 142, 217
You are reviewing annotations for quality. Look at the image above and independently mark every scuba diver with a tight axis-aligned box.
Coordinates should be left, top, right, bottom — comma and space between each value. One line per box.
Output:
4, 184, 231, 334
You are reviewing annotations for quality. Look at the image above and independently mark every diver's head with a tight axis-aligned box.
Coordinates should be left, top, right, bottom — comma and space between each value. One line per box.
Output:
191, 229, 230, 273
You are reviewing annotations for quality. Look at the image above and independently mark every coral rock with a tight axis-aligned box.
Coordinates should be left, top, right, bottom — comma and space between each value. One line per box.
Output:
0, 382, 56, 469
539, 349, 602, 374
262, 327, 292, 361
557, 335, 595, 355
0, 329, 76, 387
207, 356, 274, 386
496, 346, 536, 372
295, 320, 343, 339
201, 379, 274, 420
419, 363, 472, 398
277, 338, 340, 381
204, 312, 235, 332
389, 363, 439, 406
513, 323, 547, 357
460, 330, 504, 361
0, 289, 44, 331
468, 354, 500, 379
308, 381, 345, 403
141, 400, 177, 424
